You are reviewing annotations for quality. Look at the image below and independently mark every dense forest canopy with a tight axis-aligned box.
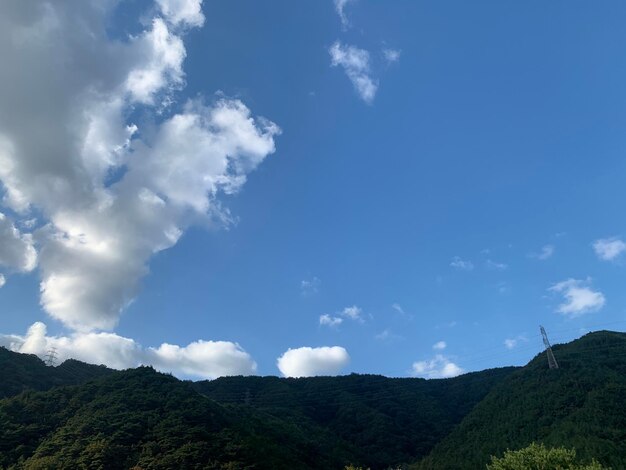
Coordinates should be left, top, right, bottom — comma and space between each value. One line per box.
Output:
1, 330, 625, 469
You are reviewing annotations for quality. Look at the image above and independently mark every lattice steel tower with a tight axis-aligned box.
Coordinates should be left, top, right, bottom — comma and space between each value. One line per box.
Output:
540, 326, 559, 369
44, 347, 58, 367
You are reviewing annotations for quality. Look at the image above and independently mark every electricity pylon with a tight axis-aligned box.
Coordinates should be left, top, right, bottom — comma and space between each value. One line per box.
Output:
44, 347, 58, 367
540, 326, 559, 369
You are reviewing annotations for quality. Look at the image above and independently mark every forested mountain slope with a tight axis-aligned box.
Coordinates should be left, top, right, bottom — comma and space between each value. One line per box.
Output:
0, 347, 112, 399
415, 331, 626, 470
194, 368, 515, 468
0, 350, 513, 469
2, 332, 626, 469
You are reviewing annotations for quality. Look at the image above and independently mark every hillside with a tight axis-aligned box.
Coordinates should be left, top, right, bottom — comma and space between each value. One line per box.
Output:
0, 350, 513, 469
0, 347, 112, 399
415, 330, 626, 469
194, 368, 515, 468
2, 331, 626, 469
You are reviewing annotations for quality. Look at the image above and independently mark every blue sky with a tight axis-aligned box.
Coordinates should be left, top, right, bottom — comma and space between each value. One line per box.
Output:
1, 0, 626, 379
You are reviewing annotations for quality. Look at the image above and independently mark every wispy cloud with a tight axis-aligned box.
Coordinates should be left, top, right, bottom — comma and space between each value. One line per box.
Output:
329, 41, 378, 104
503, 334, 528, 350
319, 314, 343, 327
529, 244, 554, 260
301, 277, 321, 296
383, 48, 401, 64
593, 237, 626, 261
375, 328, 402, 342
334, 0, 356, 29
485, 259, 508, 271
392, 303, 405, 315
411, 354, 464, 379
432, 341, 447, 350
0, 273, 5, 288
450, 256, 474, 271
549, 278, 606, 317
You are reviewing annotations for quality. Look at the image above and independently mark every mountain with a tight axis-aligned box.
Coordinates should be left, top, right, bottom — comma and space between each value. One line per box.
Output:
0, 347, 112, 399
1, 331, 626, 469
0, 348, 513, 469
414, 330, 626, 469
193, 368, 515, 468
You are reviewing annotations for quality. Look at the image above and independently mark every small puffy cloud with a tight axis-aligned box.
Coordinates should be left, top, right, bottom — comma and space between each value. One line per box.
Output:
334, 0, 356, 29
329, 42, 378, 104
593, 237, 626, 261
0, 273, 5, 288
301, 277, 320, 296
432, 341, 446, 350
450, 256, 474, 271
503, 338, 516, 349
530, 245, 554, 260
277, 346, 350, 377
0, 322, 256, 379
383, 48, 401, 64
485, 259, 507, 271
319, 314, 343, 327
549, 278, 605, 317
411, 354, 464, 379
341, 305, 363, 321
0, 213, 37, 272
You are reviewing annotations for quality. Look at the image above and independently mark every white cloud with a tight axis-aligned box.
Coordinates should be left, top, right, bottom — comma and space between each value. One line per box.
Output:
530, 244, 554, 260
503, 334, 528, 350
593, 237, 626, 261
432, 341, 446, 350
392, 303, 405, 315
0, 1, 279, 331
503, 338, 517, 349
301, 277, 321, 296
341, 305, 363, 321
383, 48, 401, 64
0, 273, 5, 288
0, 322, 256, 379
334, 0, 356, 29
319, 314, 343, 327
156, 0, 205, 27
411, 354, 464, 379
485, 259, 507, 270
450, 256, 474, 271
0, 213, 37, 272
329, 42, 378, 104
277, 346, 350, 377
375, 328, 401, 341
320, 305, 364, 327
549, 278, 606, 317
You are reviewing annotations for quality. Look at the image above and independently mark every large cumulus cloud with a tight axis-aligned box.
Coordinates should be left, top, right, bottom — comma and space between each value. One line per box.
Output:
0, 0, 279, 331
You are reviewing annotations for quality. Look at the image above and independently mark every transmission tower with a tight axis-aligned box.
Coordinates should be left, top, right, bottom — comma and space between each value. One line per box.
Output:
44, 347, 58, 367
540, 326, 559, 369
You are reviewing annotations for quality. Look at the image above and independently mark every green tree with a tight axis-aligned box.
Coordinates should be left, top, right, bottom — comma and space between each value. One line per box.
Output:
487, 443, 609, 470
